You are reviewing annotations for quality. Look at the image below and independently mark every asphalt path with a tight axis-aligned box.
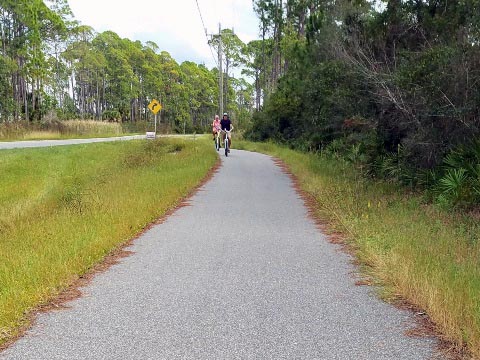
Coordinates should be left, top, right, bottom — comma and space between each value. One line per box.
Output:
0, 135, 150, 150
0, 150, 442, 359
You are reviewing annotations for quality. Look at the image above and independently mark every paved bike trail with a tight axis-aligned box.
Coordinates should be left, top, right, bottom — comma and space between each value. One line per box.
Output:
0, 150, 441, 359
0, 135, 146, 150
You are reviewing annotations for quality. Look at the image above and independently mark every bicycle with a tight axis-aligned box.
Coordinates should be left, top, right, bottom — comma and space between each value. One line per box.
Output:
221, 129, 232, 157
214, 129, 221, 151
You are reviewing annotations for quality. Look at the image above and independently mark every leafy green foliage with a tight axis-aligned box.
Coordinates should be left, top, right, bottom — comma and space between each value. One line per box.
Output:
102, 110, 121, 122
432, 140, 480, 207
247, 0, 480, 207
436, 168, 469, 207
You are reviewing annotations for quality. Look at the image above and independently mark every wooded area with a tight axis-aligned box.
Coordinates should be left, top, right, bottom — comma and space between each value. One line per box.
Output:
0, 0, 254, 131
2, 0, 480, 206
247, 0, 480, 207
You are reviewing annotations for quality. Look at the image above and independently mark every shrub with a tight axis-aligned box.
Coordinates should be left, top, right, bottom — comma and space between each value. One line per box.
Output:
102, 110, 121, 122
433, 140, 480, 207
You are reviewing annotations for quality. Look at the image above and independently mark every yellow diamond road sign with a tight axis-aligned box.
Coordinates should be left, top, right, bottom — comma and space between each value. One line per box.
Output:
148, 99, 162, 114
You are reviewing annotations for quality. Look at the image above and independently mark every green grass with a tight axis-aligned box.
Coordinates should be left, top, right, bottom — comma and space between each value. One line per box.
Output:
0, 137, 217, 345
237, 140, 480, 358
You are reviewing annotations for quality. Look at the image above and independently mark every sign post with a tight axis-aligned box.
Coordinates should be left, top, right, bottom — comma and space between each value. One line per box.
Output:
147, 99, 162, 139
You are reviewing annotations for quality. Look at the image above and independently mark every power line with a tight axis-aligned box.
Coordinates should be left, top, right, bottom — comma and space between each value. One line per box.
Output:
195, 0, 218, 67
195, 0, 208, 37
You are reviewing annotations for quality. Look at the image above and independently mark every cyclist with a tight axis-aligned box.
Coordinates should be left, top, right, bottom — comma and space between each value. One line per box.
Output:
212, 115, 221, 141
220, 112, 233, 151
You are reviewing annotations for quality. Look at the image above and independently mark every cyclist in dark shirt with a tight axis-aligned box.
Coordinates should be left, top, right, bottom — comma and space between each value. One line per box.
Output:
220, 112, 233, 150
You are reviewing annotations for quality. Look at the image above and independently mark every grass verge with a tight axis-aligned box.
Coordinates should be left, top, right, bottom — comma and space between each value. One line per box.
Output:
236, 140, 479, 359
0, 137, 217, 346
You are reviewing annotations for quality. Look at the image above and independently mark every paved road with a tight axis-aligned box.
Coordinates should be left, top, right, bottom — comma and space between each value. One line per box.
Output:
0, 150, 441, 359
0, 135, 150, 150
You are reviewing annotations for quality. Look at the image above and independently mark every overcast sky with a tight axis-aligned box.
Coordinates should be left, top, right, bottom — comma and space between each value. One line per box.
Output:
67, 0, 260, 70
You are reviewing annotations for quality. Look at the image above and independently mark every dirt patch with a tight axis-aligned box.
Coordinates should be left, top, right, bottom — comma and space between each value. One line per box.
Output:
271, 156, 471, 360
396, 301, 470, 360
0, 157, 221, 352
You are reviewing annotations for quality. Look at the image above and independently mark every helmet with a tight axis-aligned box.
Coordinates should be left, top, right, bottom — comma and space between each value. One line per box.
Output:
223, 112, 228, 116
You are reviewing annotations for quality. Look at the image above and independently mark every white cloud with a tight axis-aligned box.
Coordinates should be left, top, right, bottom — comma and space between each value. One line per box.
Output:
68, 0, 260, 69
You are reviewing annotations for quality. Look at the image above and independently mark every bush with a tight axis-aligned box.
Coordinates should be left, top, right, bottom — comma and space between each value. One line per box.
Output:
102, 110, 121, 122
432, 140, 480, 208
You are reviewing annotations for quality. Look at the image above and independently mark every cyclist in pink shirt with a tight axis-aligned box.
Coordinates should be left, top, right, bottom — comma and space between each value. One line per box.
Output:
212, 115, 221, 140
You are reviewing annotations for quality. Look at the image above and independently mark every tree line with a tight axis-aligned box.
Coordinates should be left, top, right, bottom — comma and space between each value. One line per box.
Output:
0, 0, 255, 131
246, 0, 480, 207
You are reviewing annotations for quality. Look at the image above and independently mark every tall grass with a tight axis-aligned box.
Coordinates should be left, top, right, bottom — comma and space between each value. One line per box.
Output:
55, 120, 124, 136
237, 140, 480, 358
0, 137, 217, 345
0, 120, 124, 141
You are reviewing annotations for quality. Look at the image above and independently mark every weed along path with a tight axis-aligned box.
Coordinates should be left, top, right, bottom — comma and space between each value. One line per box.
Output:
0, 150, 441, 359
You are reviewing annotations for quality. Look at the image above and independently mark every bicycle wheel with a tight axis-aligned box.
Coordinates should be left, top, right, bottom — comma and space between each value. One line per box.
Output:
225, 138, 228, 157
215, 136, 219, 151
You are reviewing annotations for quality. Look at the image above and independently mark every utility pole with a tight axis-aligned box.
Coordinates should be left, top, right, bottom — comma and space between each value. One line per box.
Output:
218, 23, 224, 117
208, 23, 232, 116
